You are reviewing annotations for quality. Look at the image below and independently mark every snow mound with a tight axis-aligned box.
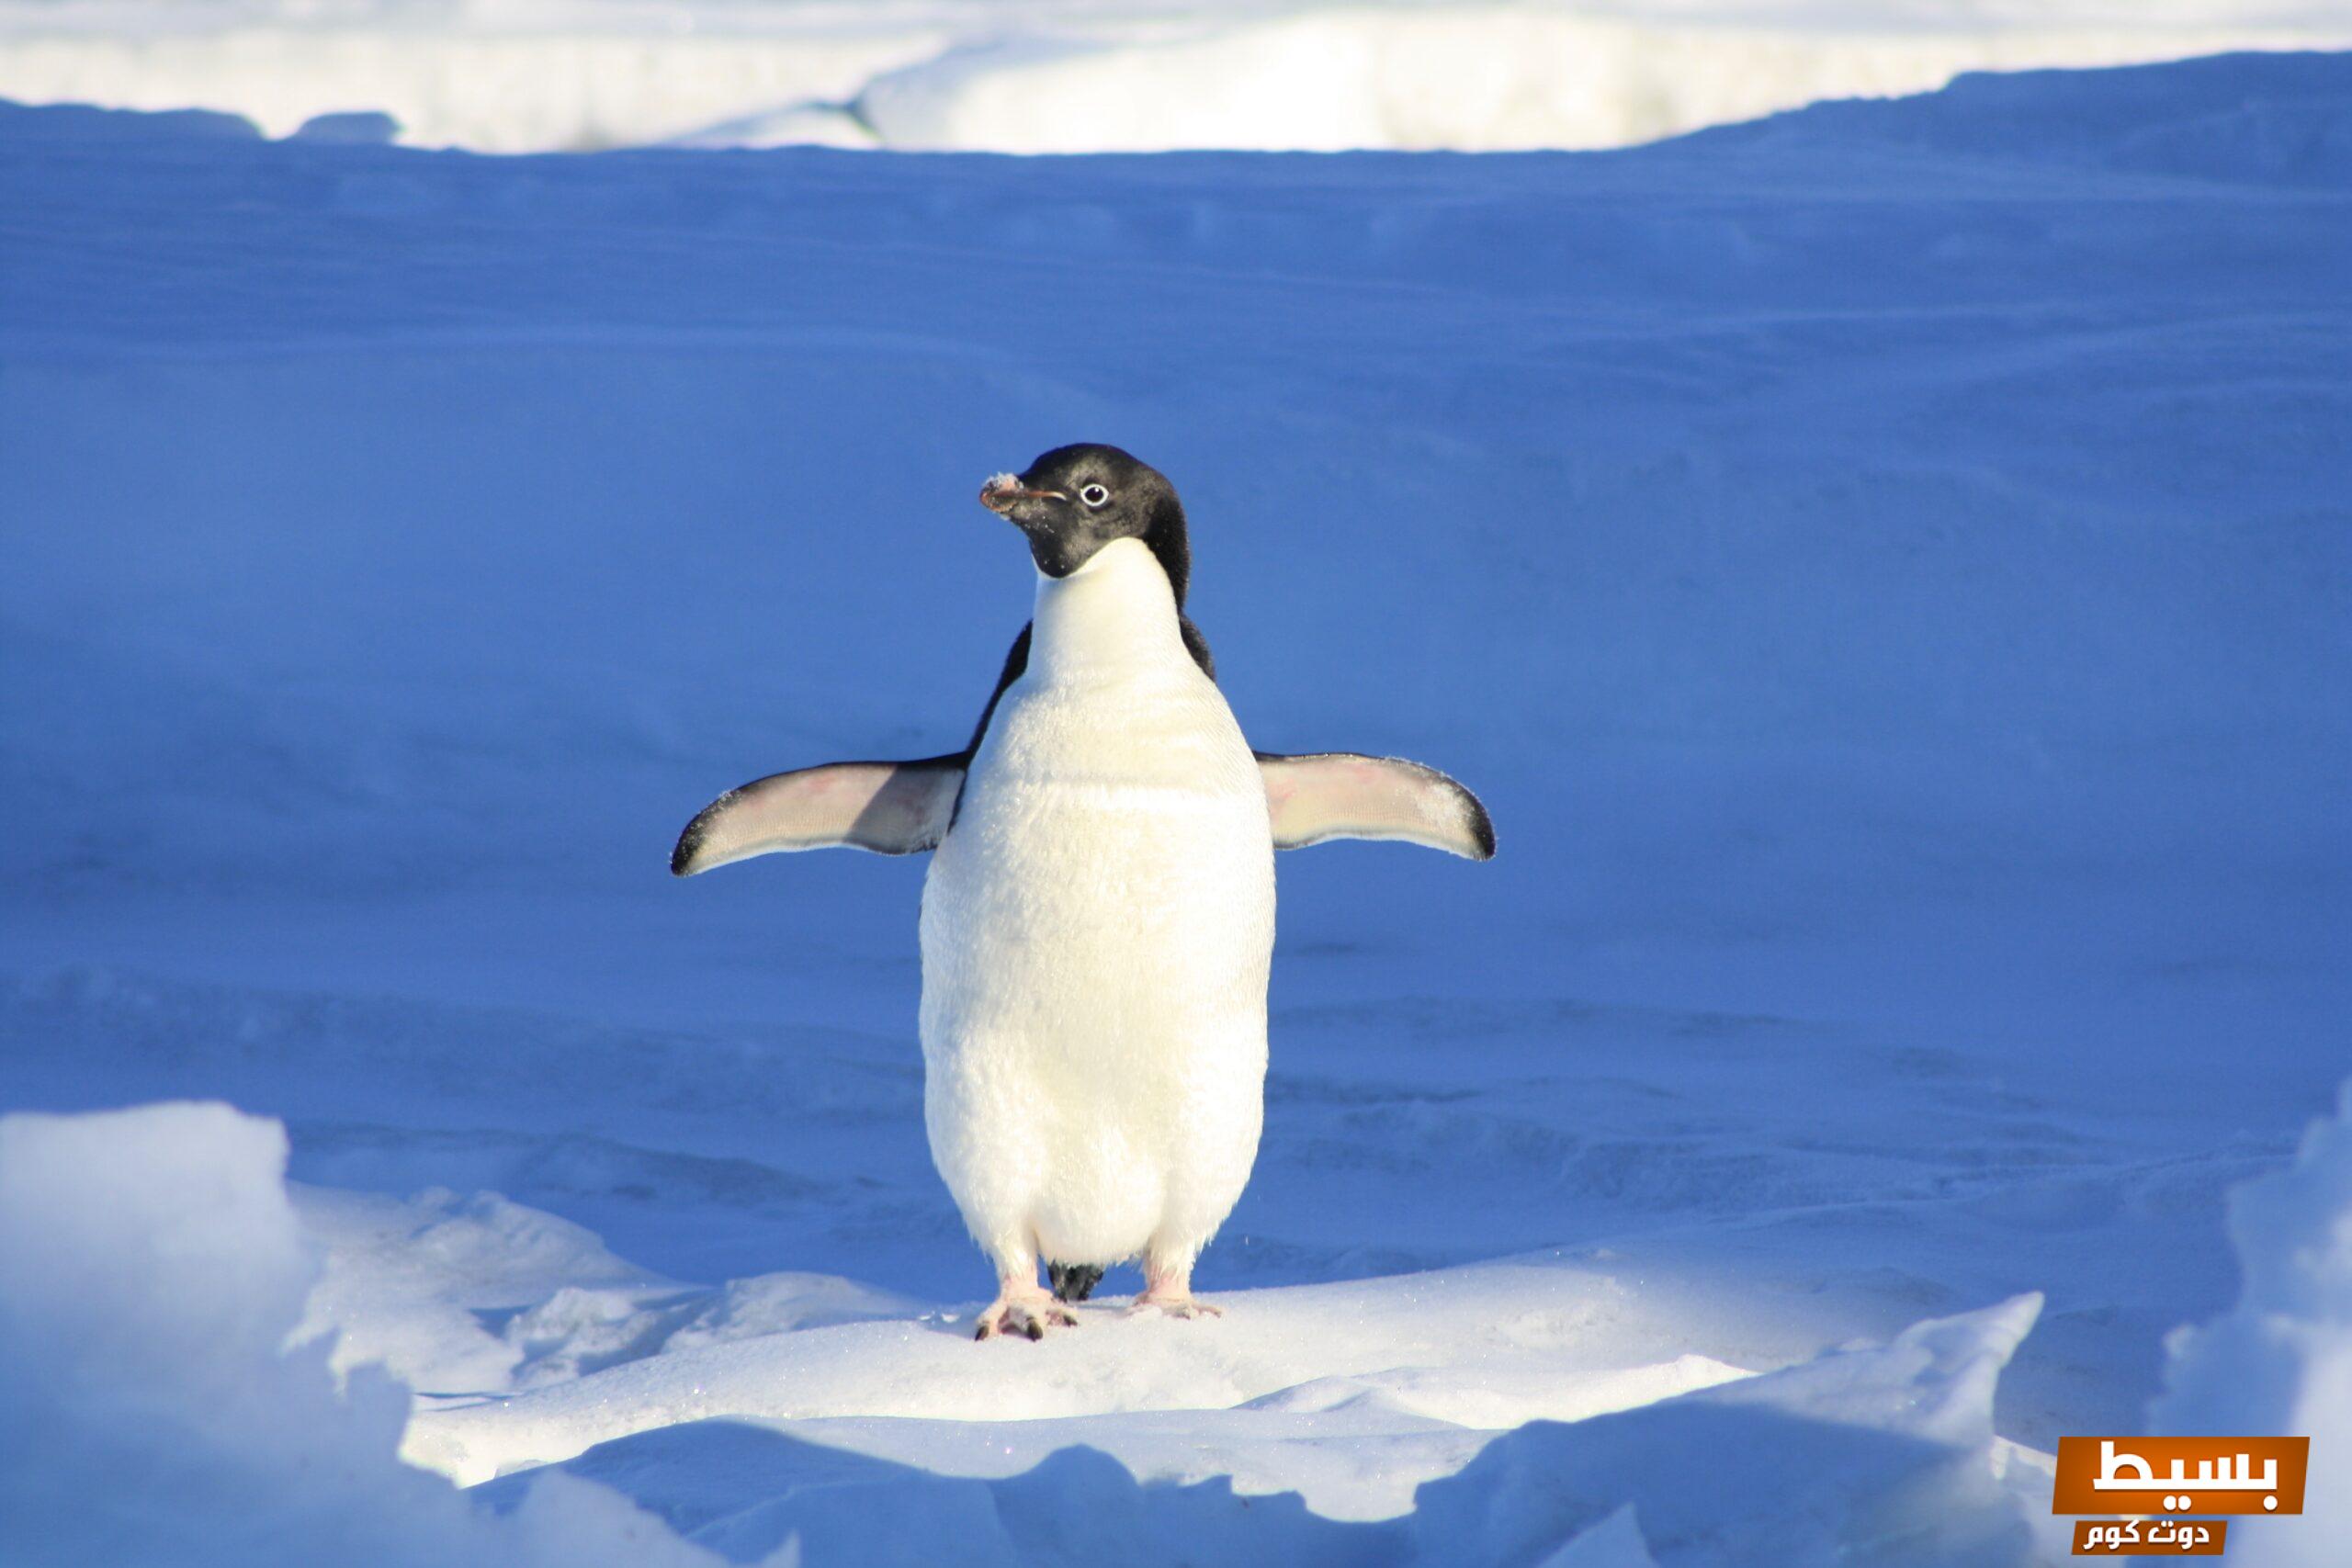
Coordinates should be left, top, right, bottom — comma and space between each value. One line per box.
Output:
295, 1183, 675, 1396
0, 15, 927, 152
2153, 1080, 2352, 1565
0, 1102, 732, 1568
848, 9, 2344, 155
0, 0, 2347, 152
291, 108, 401, 145
404, 1256, 1767, 1495
1696, 47, 2352, 187
1408, 1294, 2044, 1566
455, 1292, 2042, 1562
298, 1183, 923, 1402
0, 95, 256, 142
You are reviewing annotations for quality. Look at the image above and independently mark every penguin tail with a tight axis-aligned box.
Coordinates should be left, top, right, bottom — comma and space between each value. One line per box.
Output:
1047, 1262, 1106, 1303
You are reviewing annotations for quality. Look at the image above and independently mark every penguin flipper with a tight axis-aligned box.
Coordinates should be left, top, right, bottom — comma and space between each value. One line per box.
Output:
672, 756, 964, 875
1257, 752, 1496, 861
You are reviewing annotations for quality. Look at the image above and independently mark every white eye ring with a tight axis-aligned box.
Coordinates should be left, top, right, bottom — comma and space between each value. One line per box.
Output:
1080, 483, 1110, 508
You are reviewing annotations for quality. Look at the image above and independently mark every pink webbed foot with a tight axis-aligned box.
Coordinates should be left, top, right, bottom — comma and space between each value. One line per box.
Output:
1130, 1258, 1221, 1320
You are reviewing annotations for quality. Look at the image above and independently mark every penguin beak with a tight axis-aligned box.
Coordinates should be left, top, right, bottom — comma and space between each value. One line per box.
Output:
980, 473, 1065, 514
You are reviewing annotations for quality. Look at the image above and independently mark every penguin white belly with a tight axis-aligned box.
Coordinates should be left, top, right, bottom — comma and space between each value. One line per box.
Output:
919, 555, 1274, 1277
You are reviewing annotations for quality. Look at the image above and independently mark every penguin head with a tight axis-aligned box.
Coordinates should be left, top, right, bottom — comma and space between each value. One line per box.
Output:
980, 444, 1190, 603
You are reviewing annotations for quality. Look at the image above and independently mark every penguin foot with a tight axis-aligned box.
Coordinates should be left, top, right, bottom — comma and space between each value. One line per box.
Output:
974, 1292, 1079, 1341
1128, 1292, 1223, 1321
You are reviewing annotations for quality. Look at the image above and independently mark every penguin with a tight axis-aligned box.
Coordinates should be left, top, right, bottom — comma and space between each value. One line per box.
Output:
673, 445, 1492, 1339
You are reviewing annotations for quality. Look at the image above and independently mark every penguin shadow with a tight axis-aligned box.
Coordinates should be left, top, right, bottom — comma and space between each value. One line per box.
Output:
466, 1401, 2019, 1566
472, 1416, 1399, 1566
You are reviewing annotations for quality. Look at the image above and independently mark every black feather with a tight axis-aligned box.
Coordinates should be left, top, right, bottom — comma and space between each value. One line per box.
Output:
1047, 1262, 1106, 1303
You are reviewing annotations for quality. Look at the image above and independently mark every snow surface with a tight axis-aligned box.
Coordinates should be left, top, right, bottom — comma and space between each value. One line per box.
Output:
0, 1103, 728, 1567
3, 44, 2350, 1568
2153, 1084, 2352, 1566
1, 1100, 2049, 1562
2, 0, 2351, 151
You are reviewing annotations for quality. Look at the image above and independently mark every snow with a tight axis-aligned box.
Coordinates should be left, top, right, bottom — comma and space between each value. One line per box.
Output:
0, 1104, 2035, 1564
455, 1290, 2045, 1563
407, 1256, 1760, 1495
2152, 1084, 2352, 1566
4, 41, 2350, 1568
2, 0, 2350, 151
1405, 1294, 2048, 1566
844, 9, 2352, 155
0, 1103, 730, 1568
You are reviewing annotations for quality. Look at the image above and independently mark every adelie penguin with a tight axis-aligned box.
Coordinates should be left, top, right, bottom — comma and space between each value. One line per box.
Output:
673, 445, 1493, 1340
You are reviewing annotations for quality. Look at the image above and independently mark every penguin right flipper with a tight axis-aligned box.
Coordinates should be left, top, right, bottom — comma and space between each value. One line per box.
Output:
672, 757, 964, 875
1257, 752, 1496, 861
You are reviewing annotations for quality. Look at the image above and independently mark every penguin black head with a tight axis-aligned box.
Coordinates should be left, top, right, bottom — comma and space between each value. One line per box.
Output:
979, 444, 1192, 604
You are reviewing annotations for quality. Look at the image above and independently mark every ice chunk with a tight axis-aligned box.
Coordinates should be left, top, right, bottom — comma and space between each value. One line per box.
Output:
1408, 1295, 2044, 1567
0, 1102, 726, 1568
2154, 1080, 2352, 1566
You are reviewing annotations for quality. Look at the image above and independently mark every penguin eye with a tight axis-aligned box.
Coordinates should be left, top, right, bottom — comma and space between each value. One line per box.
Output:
1079, 483, 1110, 508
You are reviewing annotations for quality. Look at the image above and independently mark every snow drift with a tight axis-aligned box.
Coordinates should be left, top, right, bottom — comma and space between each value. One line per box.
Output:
2153, 1083, 2352, 1566
0, 1102, 730, 1568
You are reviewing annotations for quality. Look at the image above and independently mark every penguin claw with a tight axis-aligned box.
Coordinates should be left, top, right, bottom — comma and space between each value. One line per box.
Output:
1129, 1293, 1223, 1320
974, 1296, 1079, 1341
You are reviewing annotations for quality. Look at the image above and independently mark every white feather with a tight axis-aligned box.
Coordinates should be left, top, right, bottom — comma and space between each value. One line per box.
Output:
919, 537, 1275, 1279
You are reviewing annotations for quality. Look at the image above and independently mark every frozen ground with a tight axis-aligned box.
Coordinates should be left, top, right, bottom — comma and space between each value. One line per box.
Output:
3, 46, 2350, 1567
2, 0, 2351, 151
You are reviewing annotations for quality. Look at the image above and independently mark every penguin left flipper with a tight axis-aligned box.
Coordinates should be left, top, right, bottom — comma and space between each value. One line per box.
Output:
672, 757, 965, 875
1256, 752, 1496, 861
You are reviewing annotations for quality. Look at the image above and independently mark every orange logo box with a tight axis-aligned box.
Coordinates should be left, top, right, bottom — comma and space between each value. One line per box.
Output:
2052, 1438, 2309, 1517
